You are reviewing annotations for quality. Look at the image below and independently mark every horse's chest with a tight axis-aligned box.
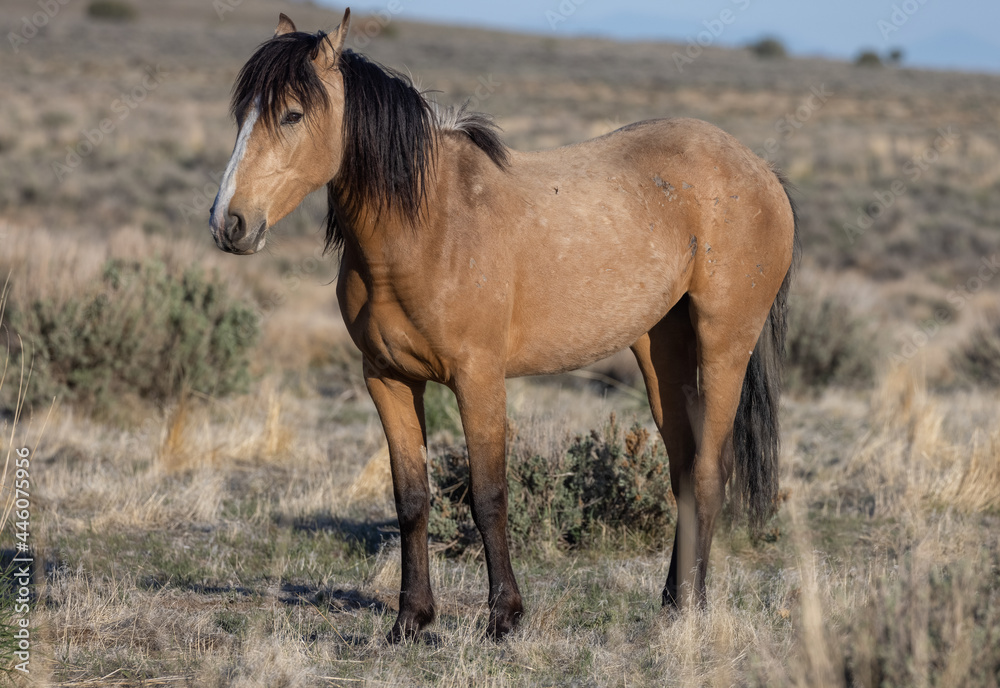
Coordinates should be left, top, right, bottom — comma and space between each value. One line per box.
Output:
338, 275, 446, 381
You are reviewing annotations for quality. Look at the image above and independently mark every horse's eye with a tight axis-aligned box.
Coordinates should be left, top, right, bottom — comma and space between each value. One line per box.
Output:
282, 111, 303, 125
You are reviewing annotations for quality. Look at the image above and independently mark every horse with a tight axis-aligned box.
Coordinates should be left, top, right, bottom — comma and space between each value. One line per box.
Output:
209, 10, 798, 641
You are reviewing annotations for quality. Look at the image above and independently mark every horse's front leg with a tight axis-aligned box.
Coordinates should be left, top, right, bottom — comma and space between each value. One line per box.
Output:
453, 371, 523, 639
364, 366, 434, 642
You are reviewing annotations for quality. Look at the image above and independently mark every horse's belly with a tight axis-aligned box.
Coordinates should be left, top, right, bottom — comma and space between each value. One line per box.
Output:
504, 261, 688, 378
500, 171, 700, 377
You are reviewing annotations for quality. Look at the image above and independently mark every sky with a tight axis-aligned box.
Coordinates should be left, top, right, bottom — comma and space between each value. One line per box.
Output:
318, 0, 1000, 74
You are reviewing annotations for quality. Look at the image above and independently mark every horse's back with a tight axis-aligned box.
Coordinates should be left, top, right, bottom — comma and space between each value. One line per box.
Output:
497, 118, 794, 376
513, 117, 771, 184
508, 117, 793, 288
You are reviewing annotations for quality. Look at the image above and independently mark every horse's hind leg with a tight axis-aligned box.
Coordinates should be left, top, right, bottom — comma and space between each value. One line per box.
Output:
631, 295, 700, 608
364, 367, 435, 642
681, 285, 777, 606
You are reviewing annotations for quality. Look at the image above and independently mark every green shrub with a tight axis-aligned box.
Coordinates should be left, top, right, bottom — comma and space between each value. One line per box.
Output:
424, 382, 462, 438
953, 312, 1000, 386
86, 0, 137, 21
784, 286, 878, 392
3, 259, 258, 415
855, 50, 883, 67
749, 37, 787, 59
427, 415, 674, 554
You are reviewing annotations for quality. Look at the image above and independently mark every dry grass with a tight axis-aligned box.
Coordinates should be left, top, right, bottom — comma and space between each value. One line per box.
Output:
9, 363, 999, 686
845, 364, 1000, 517
346, 445, 393, 507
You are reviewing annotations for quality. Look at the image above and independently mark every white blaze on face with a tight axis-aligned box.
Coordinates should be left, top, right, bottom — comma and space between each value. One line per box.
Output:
210, 104, 260, 238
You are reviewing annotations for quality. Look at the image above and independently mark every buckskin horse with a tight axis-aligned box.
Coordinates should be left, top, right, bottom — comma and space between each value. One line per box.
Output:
209, 10, 798, 641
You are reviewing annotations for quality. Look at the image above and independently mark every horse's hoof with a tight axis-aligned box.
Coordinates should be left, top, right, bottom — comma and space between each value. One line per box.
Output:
386, 609, 433, 644
386, 622, 419, 644
662, 585, 679, 609
485, 607, 523, 641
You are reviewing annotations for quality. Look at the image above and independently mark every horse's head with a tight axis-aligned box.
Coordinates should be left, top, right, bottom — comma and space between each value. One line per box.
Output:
210, 11, 350, 254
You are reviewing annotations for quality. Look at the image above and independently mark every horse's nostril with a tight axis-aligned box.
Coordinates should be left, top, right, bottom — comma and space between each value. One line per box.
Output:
226, 212, 243, 238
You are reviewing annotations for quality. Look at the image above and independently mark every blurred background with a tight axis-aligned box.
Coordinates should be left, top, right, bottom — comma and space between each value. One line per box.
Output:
3, 0, 1000, 684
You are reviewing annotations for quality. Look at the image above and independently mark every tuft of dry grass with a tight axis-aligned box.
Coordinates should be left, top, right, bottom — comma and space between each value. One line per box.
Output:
158, 394, 194, 472
347, 444, 393, 507
937, 428, 1000, 513
843, 364, 1000, 518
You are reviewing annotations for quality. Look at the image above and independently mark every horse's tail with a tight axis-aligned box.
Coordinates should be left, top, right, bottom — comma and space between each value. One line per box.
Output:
731, 173, 799, 536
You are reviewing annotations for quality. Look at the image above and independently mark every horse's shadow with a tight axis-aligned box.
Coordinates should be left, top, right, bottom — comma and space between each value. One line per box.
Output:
293, 515, 399, 556
279, 582, 397, 647
279, 582, 387, 614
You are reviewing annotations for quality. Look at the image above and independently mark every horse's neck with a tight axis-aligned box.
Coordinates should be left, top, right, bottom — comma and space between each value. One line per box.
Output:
336, 133, 495, 264
336, 208, 398, 266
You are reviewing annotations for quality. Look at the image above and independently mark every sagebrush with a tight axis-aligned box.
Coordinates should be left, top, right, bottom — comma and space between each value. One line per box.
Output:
428, 414, 675, 554
953, 310, 1000, 387
86, 0, 137, 21
784, 285, 878, 392
3, 258, 258, 416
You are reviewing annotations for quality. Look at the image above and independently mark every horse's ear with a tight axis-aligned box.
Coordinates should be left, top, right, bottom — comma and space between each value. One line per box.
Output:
315, 8, 350, 70
274, 13, 296, 37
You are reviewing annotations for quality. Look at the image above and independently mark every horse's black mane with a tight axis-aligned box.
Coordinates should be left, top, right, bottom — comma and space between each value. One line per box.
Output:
230, 31, 510, 253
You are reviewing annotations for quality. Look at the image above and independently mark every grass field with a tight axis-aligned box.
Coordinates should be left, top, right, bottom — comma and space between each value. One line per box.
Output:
2, 0, 1000, 685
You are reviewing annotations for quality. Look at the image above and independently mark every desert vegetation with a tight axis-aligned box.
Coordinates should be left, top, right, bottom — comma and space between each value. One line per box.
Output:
85, 1, 137, 22
6, 258, 258, 418
2, 0, 1000, 685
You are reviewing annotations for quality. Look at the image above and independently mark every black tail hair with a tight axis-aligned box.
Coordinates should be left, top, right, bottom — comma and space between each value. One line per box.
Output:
731, 174, 800, 536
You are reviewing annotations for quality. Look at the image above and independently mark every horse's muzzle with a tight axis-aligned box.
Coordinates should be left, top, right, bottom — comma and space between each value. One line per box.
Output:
214, 210, 267, 255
